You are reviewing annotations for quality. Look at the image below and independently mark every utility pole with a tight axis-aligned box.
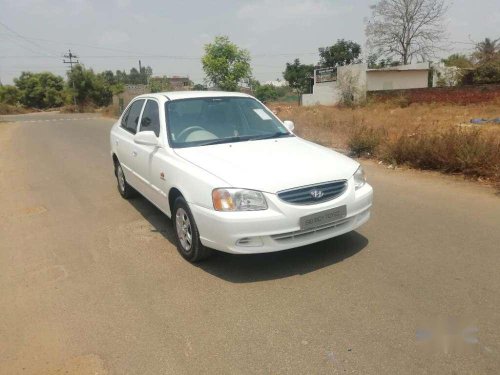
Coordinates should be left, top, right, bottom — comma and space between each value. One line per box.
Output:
63, 49, 79, 106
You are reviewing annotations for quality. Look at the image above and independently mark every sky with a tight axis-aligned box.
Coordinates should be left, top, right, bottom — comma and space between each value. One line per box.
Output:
1, 0, 499, 85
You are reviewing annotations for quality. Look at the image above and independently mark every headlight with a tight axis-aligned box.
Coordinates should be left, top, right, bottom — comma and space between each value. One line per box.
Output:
353, 166, 366, 190
212, 188, 268, 211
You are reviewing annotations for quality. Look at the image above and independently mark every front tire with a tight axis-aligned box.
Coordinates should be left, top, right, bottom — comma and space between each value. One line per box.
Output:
173, 197, 212, 262
115, 161, 136, 199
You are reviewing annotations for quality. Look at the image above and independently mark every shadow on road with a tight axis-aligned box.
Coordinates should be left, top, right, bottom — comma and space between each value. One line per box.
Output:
129, 195, 368, 283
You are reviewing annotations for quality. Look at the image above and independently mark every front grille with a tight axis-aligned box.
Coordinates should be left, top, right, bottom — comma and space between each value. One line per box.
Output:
277, 180, 348, 205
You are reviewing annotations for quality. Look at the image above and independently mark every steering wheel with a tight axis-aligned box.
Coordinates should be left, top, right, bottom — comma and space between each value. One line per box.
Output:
177, 126, 207, 141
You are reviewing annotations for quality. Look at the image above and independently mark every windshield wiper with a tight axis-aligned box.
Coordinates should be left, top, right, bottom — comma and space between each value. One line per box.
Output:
198, 136, 245, 147
248, 132, 292, 141
197, 132, 292, 146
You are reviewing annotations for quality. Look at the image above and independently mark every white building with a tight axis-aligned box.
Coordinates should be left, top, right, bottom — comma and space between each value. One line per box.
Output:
302, 62, 430, 106
263, 79, 288, 87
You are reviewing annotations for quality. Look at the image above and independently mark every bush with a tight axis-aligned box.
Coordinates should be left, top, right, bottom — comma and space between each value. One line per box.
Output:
67, 65, 113, 107
473, 60, 500, 84
337, 69, 360, 107
348, 125, 384, 156
101, 104, 121, 118
254, 84, 279, 103
0, 103, 30, 115
0, 85, 21, 105
383, 127, 500, 179
14, 72, 65, 108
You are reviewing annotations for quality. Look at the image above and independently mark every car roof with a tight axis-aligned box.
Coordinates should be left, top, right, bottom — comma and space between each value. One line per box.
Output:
135, 91, 253, 101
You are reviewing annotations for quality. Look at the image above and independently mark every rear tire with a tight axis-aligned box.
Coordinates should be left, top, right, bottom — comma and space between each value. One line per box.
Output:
173, 197, 212, 262
115, 161, 136, 199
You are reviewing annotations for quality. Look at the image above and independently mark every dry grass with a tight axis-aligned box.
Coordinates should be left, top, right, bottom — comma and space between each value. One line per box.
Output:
0, 103, 32, 115
100, 104, 121, 118
60, 104, 97, 113
269, 99, 500, 185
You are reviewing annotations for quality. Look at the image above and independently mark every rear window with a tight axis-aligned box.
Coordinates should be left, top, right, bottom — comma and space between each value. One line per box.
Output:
121, 100, 145, 134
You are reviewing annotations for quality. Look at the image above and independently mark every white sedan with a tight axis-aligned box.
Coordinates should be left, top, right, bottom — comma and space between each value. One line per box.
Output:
110, 91, 373, 262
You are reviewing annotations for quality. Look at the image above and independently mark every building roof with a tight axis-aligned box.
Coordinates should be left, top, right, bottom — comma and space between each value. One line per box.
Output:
367, 62, 430, 72
134, 90, 253, 101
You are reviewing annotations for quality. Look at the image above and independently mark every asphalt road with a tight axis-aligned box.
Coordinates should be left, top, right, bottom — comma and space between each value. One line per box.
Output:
1, 113, 499, 375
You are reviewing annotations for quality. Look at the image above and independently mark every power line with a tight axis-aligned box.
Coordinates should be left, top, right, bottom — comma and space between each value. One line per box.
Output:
0, 30, 321, 59
1, 34, 46, 55
0, 20, 56, 57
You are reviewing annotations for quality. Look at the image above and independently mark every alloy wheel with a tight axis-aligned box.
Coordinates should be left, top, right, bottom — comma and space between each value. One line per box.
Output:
175, 208, 192, 252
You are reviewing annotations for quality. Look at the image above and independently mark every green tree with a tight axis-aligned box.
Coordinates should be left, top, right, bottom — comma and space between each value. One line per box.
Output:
473, 60, 500, 84
319, 39, 361, 67
473, 38, 500, 63
367, 54, 400, 68
202, 36, 252, 91
149, 76, 171, 93
14, 72, 65, 108
97, 70, 124, 95
111, 66, 152, 85
254, 84, 279, 103
67, 65, 113, 107
192, 83, 207, 91
441, 53, 473, 69
283, 59, 314, 95
0, 85, 21, 105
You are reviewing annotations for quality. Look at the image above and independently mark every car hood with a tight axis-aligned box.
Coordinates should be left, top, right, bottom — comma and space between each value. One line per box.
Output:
174, 137, 358, 193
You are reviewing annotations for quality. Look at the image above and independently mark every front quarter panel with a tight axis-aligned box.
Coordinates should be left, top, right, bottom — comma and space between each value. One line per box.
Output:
156, 148, 230, 217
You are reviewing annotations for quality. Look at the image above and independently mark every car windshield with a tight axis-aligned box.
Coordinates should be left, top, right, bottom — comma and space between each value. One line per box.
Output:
165, 97, 292, 148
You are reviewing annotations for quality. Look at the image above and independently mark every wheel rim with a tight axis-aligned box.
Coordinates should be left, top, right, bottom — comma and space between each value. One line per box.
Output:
117, 165, 125, 192
175, 208, 192, 252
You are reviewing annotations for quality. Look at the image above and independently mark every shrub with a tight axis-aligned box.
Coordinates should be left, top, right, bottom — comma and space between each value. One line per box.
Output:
0, 85, 21, 105
383, 127, 500, 179
473, 60, 500, 84
337, 69, 360, 107
14, 72, 65, 108
67, 65, 113, 107
254, 84, 279, 103
348, 125, 384, 156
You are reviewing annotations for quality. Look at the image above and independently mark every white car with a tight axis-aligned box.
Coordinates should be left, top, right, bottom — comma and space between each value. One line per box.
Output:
110, 91, 373, 262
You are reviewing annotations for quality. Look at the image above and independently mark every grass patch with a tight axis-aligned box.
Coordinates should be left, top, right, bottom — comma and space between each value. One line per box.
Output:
60, 104, 97, 113
348, 125, 385, 156
269, 99, 500, 185
0, 103, 31, 115
383, 127, 499, 180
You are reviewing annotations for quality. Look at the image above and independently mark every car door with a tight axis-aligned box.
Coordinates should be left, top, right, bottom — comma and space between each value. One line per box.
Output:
133, 98, 166, 208
115, 99, 145, 191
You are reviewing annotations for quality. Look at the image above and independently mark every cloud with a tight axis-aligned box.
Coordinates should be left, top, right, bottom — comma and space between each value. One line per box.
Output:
237, 0, 340, 31
98, 30, 131, 46
113, 0, 131, 8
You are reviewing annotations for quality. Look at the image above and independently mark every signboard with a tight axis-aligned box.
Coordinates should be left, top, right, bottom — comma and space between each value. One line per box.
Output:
315, 67, 337, 83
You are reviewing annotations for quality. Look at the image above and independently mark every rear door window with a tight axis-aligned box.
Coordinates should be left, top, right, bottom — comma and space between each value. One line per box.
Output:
139, 100, 161, 137
122, 99, 145, 134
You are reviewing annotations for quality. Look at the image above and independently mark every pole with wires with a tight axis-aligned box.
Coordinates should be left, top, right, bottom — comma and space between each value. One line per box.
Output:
63, 49, 79, 106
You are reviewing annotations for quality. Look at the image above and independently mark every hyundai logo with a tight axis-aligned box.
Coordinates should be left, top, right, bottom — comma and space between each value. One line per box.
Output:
310, 189, 324, 199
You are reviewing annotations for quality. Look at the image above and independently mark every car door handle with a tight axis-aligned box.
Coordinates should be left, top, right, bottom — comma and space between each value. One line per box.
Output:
132, 151, 137, 157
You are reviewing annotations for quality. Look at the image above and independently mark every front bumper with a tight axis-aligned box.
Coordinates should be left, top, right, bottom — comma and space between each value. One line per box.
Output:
190, 178, 373, 254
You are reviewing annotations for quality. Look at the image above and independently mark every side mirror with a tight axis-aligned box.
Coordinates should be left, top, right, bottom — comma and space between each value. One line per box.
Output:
134, 131, 158, 146
283, 120, 295, 132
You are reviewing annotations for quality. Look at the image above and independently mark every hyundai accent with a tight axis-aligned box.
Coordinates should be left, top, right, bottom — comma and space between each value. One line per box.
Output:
110, 91, 373, 262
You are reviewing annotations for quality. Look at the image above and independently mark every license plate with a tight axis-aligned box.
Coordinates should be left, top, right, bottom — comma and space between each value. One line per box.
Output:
299, 205, 347, 230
